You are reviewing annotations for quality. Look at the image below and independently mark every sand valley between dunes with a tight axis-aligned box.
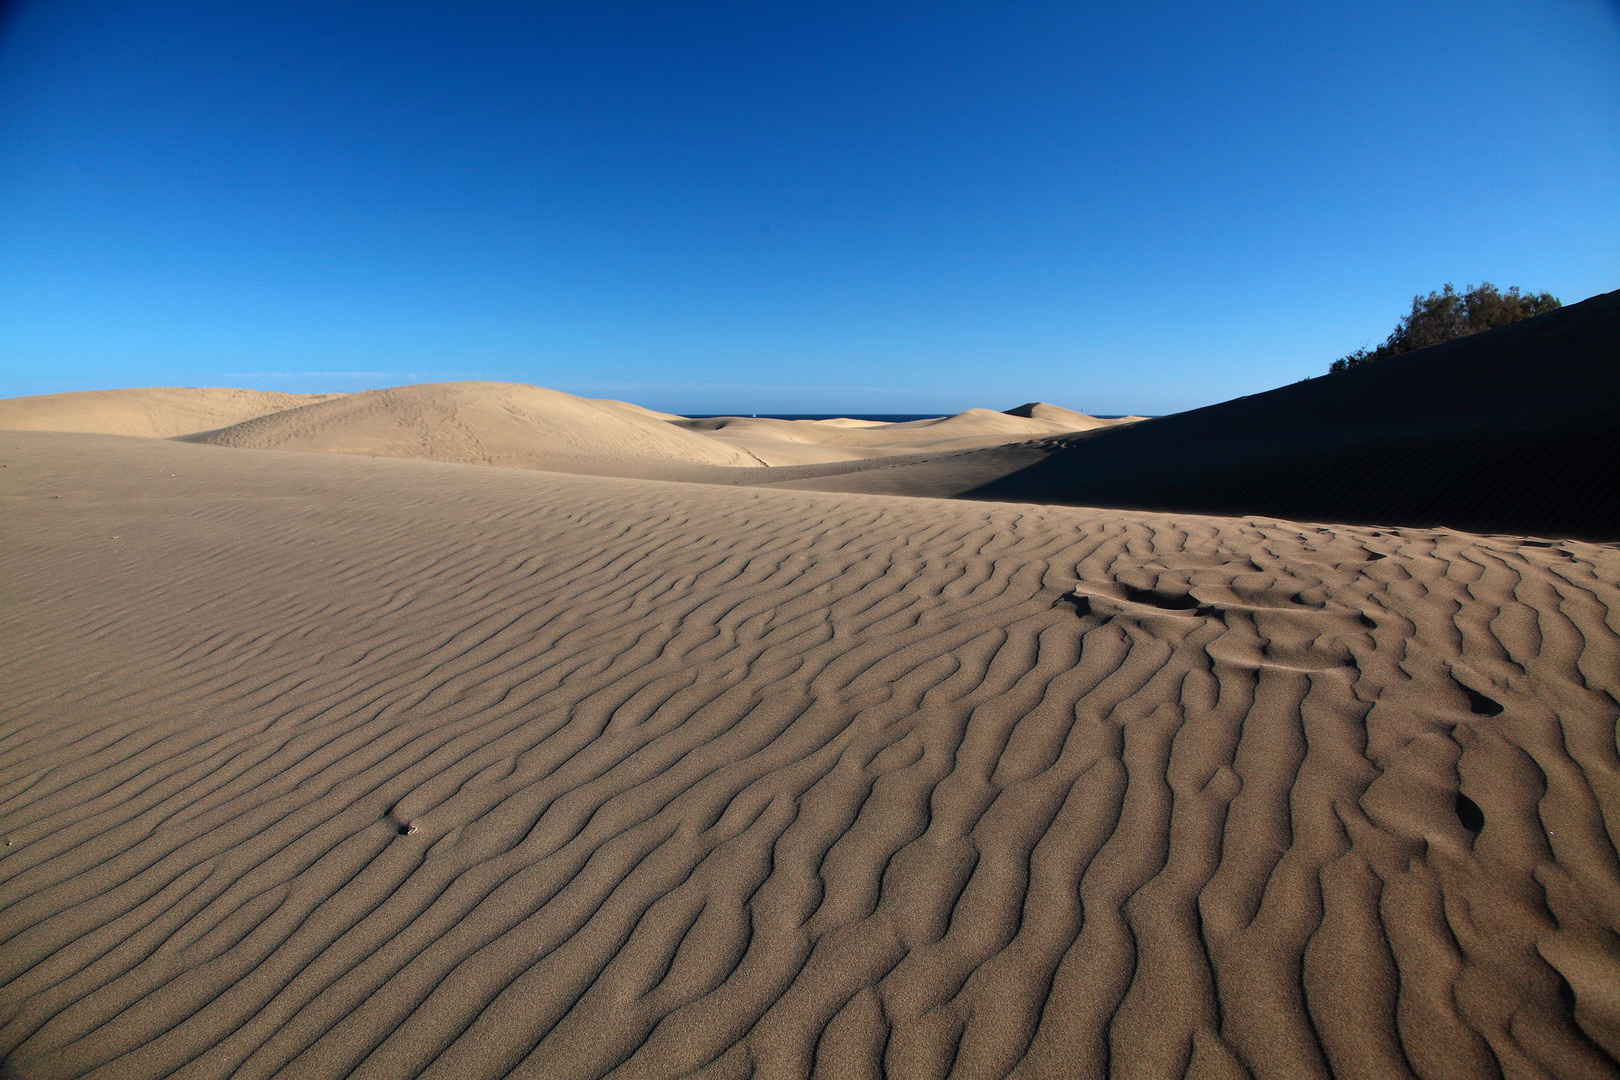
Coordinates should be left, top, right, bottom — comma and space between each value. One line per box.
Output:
3, 429, 1619, 1080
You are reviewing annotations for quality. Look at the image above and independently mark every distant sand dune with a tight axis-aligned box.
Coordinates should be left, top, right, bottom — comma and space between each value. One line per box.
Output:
185, 384, 1124, 472
181, 382, 766, 476
776, 289, 1620, 540
0, 383, 1129, 475
4, 293, 1612, 543
3, 432, 1617, 1079
0, 387, 341, 439
672, 406, 1131, 466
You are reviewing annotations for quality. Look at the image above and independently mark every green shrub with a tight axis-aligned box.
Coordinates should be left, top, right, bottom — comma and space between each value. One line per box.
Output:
1329, 282, 1560, 373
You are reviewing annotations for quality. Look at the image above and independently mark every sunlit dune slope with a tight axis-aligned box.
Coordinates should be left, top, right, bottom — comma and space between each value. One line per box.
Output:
779, 289, 1620, 540
0, 387, 342, 438
183, 381, 763, 475
2, 432, 1617, 1078
0, 381, 1126, 475
1002, 400, 1133, 428
672, 404, 1130, 465
174, 383, 1122, 473
677, 405, 1120, 447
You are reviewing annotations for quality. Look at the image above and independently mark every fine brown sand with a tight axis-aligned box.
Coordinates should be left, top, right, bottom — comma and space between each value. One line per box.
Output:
3, 431, 1619, 1079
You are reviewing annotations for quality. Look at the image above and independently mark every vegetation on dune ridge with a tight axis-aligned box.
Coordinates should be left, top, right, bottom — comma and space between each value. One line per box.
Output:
1329, 281, 1560, 373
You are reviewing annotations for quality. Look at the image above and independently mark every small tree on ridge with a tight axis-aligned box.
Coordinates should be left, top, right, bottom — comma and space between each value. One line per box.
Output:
1329, 282, 1560, 373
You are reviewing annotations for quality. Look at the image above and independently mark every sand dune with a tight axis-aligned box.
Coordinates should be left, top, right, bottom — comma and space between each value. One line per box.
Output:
0, 379, 1127, 476
1001, 401, 1126, 429
180, 382, 767, 476
0, 382, 1125, 475
0, 388, 342, 439
673, 406, 1130, 466
3, 431, 1617, 1079
6, 286, 1611, 543
776, 289, 1620, 541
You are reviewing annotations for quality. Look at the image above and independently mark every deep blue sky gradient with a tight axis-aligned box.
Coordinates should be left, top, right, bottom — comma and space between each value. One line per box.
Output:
3, 1, 1617, 414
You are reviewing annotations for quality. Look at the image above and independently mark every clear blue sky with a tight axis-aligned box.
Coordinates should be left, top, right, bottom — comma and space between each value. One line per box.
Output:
2, 1, 1617, 415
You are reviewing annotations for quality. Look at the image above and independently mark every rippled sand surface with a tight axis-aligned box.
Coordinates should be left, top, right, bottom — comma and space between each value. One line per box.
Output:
2, 433, 1618, 1079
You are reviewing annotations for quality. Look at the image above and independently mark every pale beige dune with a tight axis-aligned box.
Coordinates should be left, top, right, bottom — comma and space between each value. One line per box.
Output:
590, 399, 687, 424
184, 381, 766, 476
673, 405, 1133, 466
2, 431, 1617, 1080
0, 382, 1127, 474
1000, 401, 1140, 429
178, 383, 1117, 473
0, 387, 342, 439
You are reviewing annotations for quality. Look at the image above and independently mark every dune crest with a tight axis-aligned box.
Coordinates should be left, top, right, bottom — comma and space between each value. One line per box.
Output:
184, 381, 763, 475
0, 387, 342, 439
1002, 401, 1132, 428
778, 289, 1620, 540
673, 404, 1129, 466
1, 381, 1126, 475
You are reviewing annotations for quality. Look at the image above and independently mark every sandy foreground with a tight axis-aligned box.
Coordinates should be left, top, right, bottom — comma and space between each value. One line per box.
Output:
3, 430, 1619, 1079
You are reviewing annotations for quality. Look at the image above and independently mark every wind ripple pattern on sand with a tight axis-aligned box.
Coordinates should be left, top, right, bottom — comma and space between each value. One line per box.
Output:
1, 435, 1618, 1080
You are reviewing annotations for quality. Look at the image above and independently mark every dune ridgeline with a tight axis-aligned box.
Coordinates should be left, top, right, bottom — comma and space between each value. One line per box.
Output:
0, 381, 1134, 479
1, 295, 1617, 1080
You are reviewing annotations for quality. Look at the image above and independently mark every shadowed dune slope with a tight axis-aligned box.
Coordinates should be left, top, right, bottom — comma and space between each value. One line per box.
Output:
184, 381, 762, 475
781, 290, 1620, 540
3, 432, 1619, 1079
0, 388, 342, 438
971, 289, 1620, 538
